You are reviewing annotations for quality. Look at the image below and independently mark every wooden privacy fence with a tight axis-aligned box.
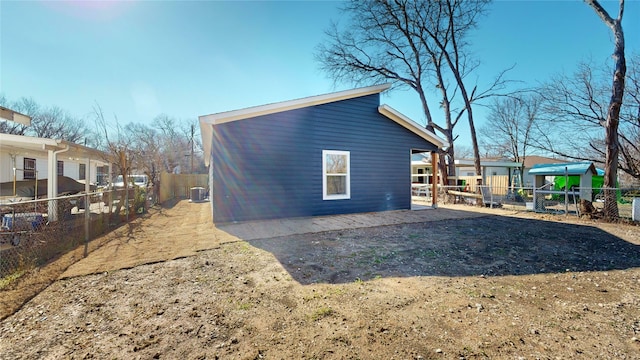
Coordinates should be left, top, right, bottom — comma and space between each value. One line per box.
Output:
486, 175, 510, 195
455, 175, 510, 195
159, 173, 208, 203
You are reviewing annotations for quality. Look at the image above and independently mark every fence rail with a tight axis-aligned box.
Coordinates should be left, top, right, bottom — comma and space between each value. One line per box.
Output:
0, 187, 155, 279
412, 183, 639, 220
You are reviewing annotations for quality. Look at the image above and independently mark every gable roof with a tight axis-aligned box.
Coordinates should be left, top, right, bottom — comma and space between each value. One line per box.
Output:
199, 84, 447, 166
528, 161, 597, 176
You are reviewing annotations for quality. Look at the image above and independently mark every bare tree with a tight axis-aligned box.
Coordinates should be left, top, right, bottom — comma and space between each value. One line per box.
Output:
0, 96, 36, 135
480, 95, 539, 177
0, 95, 29, 135
179, 121, 204, 174
153, 114, 190, 173
316, 0, 506, 185
31, 105, 87, 143
416, 0, 512, 183
0, 96, 88, 142
123, 122, 164, 203
533, 64, 606, 164
533, 54, 638, 182
454, 144, 474, 159
93, 104, 134, 219
620, 53, 640, 183
584, 0, 626, 219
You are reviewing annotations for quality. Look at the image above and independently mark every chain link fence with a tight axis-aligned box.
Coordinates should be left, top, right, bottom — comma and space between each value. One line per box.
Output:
0, 186, 156, 280
412, 183, 639, 221
532, 186, 638, 219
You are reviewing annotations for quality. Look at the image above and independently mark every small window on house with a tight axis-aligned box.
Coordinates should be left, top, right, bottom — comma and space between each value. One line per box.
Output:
57, 161, 64, 176
96, 166, 107, 185
24, 158, 36, 179
323, 150, 350, 200
79, 163, 86, 180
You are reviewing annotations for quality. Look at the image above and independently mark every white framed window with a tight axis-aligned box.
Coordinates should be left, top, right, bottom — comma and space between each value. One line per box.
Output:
24, 158, 36, 179
323, 150, 350, 200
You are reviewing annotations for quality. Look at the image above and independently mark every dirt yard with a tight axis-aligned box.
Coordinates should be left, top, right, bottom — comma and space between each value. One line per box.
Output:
1, 200, 639, 359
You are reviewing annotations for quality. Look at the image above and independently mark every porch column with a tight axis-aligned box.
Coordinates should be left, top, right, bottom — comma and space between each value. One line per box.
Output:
85, 157, 91, 194
84, 156, 91, 256
431, 151, 438, 209
47, 148, 58, 221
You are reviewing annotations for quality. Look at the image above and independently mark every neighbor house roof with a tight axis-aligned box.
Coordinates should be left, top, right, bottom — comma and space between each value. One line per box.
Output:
523, 155, 566, 169
0, 133, 110, 162
199, 84, 448, 166
528, 161, 597, 176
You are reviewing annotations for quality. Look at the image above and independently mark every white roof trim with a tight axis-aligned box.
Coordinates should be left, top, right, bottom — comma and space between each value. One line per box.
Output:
200, 84, 391, 126
377, 104, 448, 150
199, 84, 391, 166
454, 159, 523, 168
0, 133, 110, 161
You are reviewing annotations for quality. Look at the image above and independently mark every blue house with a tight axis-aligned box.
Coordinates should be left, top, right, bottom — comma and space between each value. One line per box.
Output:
199, 84, 448, 223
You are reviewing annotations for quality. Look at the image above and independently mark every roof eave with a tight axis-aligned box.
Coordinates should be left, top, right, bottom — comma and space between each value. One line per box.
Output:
0, 106, 31, 126
200, 83, 392, 126
0, 133, 111, 162
377, 104, 448, 150
199, 117, 213, 166
199, 84, 393, 166
529, 162, 597, 176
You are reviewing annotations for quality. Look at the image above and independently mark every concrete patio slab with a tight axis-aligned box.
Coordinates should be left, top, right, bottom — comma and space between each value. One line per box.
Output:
217, 205, 488, 241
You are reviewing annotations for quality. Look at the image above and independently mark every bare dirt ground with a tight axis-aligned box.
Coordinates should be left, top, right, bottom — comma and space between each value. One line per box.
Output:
1, 200, 639, 359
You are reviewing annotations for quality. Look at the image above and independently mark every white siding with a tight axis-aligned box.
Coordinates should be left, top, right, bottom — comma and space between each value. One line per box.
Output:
1, 151, 105, 184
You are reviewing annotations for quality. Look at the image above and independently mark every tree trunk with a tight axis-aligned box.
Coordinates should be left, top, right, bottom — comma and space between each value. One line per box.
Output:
586, 0, 626, 219
468, 107, 483, 185
603, 30, 625, 218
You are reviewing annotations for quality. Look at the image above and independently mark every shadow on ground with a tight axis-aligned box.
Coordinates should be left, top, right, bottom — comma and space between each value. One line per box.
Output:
247, 215, 640, 285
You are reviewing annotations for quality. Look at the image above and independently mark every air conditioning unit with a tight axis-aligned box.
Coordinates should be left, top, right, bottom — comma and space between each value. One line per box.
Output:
190, 187, 205, 202
633, 197, 640, 222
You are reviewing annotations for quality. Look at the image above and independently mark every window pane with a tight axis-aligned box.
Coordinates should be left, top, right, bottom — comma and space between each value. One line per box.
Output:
325, 154, 347, 174
322, 150, 350, 200
24, 158, 36, 179
326, 175, 346, 195
79, 164, 86, 180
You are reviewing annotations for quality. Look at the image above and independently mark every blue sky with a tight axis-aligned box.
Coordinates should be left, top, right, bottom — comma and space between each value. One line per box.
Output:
1, 0, 638, 148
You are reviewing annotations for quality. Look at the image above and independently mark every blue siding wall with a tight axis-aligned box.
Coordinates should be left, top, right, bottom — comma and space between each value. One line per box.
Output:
210, 94, 438, 223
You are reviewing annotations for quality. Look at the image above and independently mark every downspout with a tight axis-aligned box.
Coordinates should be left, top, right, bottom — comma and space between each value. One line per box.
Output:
9, 154, 17, 196
47, 143, 70, 222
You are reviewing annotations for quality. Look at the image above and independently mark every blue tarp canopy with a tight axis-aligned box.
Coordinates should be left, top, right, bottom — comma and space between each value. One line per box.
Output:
528, 161, 597, 176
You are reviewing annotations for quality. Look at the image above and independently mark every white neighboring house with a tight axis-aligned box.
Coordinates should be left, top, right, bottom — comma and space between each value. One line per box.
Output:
0, 133, 111, 194
454, 158, 522, 179
411, 154, 522, 185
